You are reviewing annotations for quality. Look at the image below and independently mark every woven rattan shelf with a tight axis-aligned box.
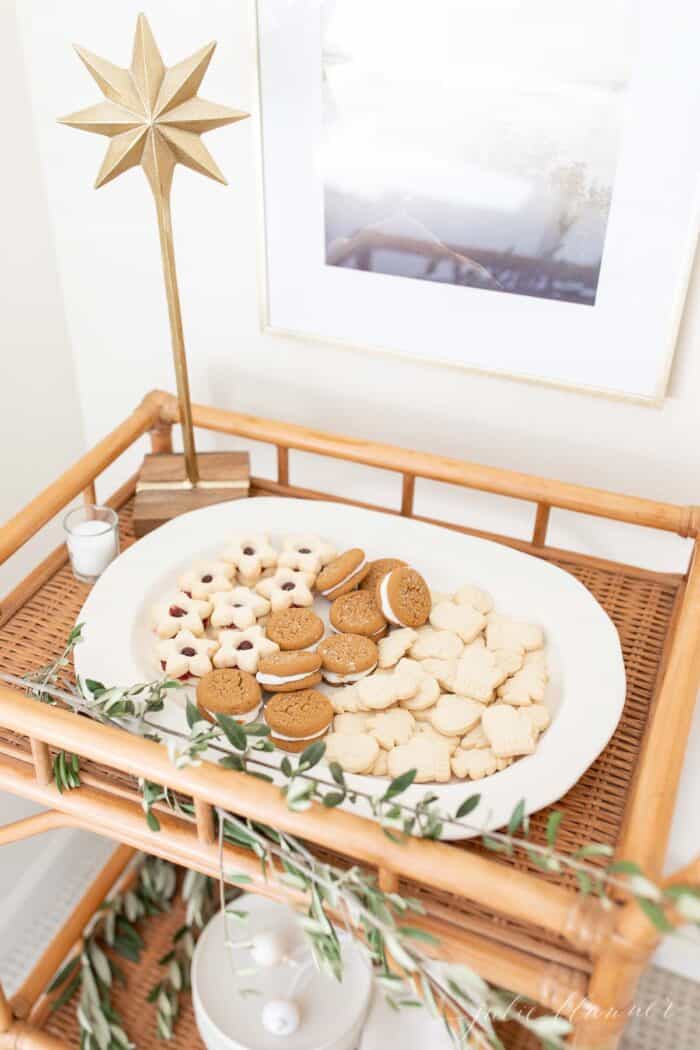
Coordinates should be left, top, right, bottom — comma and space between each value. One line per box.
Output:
1, 390, 699, 1050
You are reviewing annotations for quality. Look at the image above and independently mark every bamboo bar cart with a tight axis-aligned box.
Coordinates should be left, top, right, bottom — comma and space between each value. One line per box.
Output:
1, 389, 700, 1050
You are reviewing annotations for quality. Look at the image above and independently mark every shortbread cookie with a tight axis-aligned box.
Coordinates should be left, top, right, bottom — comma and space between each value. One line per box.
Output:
256, 568, 315, 611
333, 712, 369, 734
520, 703, 551, 735
278, 534, 336, 576
213, 625, 279, 674
377, 567, 431, 629
497, 651, 548, 706
429, 601, 485, 643
209, 587, 270, 631
461, 722, 490, 749
196, 668, 262, 725
328, 685, 365, 713
414, 722, 460, 754
377, 628, 418, 668
409, 626, 464, 661
257, 650, 322, 692
330, 590, 387, 640
393, 658, 439, 708
265, 690, 333, 753
158, 630, 218, 679
451, 747, 499, 780
316, 549, 369, 600
365, 709, 415, 750
451, 640, 509, 702
398, 671, 440, 712
420, 658, 458, 693
454, 584, 494, 615
492, 648, 524, 677
430, 590, 453, 608
482, 704, 537, 758
486, 614, 544, 655
152, 592, 212, 639
360, 558, 407, 595
265, 609, 324, 651
387, 736, 451, 783
220, 533, 277, 585
429, 694, 483, 736
179, 560, 234, 600
354, 668, 417, 710
318, 634, 378, 685
371, 748, 389, 776
325, 732, 379, 773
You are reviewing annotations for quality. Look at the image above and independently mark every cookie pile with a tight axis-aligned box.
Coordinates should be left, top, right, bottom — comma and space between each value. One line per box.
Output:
150, 532, 550, 781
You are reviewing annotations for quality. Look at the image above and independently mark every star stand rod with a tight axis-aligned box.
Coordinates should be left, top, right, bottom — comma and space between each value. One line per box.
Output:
144, 141, 199, 486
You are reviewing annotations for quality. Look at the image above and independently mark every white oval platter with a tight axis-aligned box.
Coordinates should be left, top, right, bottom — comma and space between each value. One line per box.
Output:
75, 497, 625, 840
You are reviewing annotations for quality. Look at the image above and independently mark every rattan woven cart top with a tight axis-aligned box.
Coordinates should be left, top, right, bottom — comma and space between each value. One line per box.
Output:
1, 390, 699, 1050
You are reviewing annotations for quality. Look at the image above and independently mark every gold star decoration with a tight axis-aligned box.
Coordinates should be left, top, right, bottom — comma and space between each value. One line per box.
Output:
58, 14, 249, 488
58, 12, 248, 195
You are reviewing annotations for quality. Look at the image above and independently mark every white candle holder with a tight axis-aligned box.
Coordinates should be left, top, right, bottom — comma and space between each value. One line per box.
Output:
63, 505, 120, 584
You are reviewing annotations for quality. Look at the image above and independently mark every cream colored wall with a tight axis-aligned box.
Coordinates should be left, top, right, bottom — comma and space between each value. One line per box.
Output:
0, 0, 84, 594
9, 0, 700, 978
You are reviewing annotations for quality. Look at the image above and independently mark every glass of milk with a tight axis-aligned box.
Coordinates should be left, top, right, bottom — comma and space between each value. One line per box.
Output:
63, 505, 120, 583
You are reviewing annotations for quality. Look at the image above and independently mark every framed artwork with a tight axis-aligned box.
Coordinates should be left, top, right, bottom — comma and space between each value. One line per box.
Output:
255, 0, 700, 400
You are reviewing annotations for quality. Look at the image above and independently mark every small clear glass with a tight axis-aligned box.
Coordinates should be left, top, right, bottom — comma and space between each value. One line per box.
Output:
63, 505, 120, 583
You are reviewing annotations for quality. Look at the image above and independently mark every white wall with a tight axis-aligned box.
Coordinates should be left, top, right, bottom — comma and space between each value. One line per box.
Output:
10, 0, 700, 978
0, 0, 84, 594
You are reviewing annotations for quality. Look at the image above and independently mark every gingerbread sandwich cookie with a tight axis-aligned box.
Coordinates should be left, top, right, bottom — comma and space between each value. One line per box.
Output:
265, 608, 324, 651
329, 590, 387, 640
196, 668, 262, 725
316, 549, 369, 600
359, 558, 407, 595
376, 566, 431, 629
318, 633, 378, 685
257, 651, 322, 693
264, 690, 333, 753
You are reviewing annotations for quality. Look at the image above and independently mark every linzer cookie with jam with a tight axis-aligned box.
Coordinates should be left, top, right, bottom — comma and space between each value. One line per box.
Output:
264, 690, 333, 752
329, 590, 387, 640
196, 668, 262, 724
257, 650, 322, 693
265, 608, 324, 651
318, 633, 378, 685
316, 549, 369, 600
376, 565, 431, 628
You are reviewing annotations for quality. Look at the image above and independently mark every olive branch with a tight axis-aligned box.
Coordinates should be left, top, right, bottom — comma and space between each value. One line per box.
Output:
7, 625, 700, 1049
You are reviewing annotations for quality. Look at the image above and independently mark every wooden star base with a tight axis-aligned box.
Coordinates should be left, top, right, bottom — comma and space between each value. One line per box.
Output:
132, 451, 249, 536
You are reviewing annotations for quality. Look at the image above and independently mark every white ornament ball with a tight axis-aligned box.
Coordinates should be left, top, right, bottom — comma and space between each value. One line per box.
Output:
250, 929, 287, 967
262, 999, 300, 1037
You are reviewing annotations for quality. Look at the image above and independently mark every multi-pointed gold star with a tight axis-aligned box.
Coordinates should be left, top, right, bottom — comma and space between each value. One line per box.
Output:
58, 12, 248, 193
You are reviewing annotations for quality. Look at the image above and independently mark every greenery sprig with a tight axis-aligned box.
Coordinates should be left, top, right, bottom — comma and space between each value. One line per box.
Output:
10, 626, 700, 1050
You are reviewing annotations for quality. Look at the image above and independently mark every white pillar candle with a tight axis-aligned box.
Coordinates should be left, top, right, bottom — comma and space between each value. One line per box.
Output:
64, 507, 119, 582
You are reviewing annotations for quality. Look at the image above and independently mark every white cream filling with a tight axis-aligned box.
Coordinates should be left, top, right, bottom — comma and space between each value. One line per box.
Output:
379, 573, 406, 627
257, 669, 316, 686
266, 726, 328, 742
330, 624, 384, 638
210, 701, 261, 724
320, 559, 367, 596
322, 662, 377, 684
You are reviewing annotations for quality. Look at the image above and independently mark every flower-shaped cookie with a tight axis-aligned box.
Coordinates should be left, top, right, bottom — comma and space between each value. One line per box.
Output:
179, 560, 234, 600
256, 568, 314, 612
220, 533, 277, 585
209, 587, 270, 631
213, 625, 279, 674
278, 534, 337, 576
152, 592, 212, 639
158, 630, 219, 679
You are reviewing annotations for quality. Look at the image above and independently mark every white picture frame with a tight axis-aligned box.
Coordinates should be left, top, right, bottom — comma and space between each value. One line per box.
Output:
254, 0, 700, 402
